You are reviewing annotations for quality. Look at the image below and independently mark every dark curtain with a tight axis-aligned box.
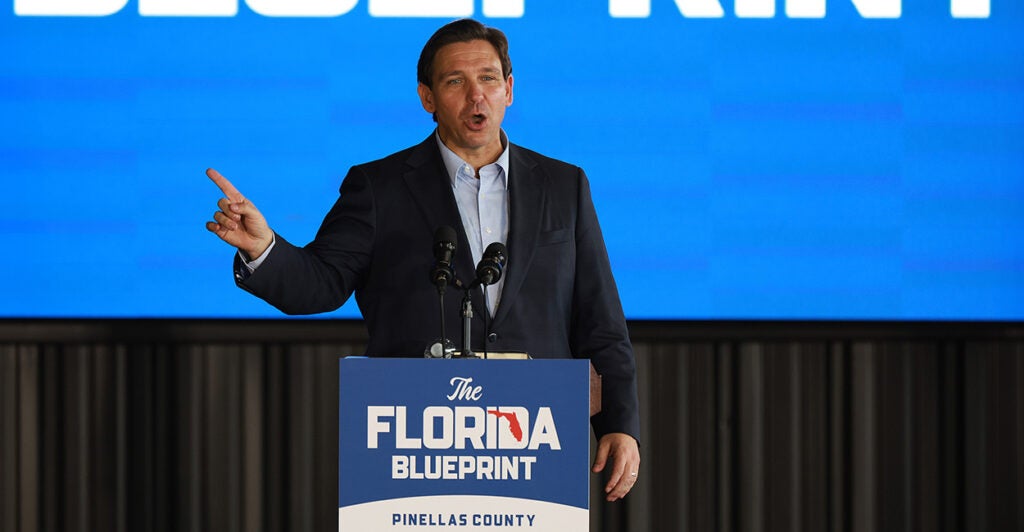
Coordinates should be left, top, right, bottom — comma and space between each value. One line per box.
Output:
2, 320, 1022, 532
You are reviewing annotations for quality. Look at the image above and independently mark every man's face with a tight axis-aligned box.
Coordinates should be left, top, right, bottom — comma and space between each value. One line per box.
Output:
417, 39, 513, 163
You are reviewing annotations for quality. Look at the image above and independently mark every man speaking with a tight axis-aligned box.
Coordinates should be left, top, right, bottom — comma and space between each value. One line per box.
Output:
205, 18, 641, 501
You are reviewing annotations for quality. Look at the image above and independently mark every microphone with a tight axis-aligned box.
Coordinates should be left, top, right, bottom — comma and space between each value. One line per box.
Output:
475, 242, 507, 287
426, 226, 458, 359
431, 226, 457, 294
475, 242, 507, 360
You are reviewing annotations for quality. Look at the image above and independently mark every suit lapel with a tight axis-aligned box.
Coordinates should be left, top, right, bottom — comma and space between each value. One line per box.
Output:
491, 145, 545, 329
401, 134, 479, 295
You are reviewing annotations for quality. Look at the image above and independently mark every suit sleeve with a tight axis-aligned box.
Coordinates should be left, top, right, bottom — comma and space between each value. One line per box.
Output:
569, 169, 641, 442
234, 166, 376, 315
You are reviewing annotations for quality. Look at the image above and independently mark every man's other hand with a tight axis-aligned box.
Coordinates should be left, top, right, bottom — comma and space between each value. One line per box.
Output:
592, 432, 640, 502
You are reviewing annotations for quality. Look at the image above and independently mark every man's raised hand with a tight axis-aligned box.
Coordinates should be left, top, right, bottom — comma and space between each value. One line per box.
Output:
205, 168, 274, 260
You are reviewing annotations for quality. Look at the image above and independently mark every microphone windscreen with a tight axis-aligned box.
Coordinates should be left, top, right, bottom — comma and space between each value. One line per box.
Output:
434, 225, 457, 245
477, 242, 508, 285
433, 225, 457, 260
433, 226, 457, 258
483, 242, 507, 263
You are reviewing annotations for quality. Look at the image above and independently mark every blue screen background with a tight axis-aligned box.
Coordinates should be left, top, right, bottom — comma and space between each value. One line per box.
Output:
2, 1, 1022, 319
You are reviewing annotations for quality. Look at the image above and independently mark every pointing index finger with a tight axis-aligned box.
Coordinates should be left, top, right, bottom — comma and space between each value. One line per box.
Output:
206, 168, 244, 202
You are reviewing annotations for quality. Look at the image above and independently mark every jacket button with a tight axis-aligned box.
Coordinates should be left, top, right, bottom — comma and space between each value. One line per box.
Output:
487, 333, 498, 343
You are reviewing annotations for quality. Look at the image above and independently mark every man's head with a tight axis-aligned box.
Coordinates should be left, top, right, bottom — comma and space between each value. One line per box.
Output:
417, 19, 514, 167
417, 19, 512, 89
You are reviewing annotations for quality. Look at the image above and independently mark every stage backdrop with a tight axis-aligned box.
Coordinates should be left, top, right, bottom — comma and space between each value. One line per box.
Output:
2, 0, 1022, 320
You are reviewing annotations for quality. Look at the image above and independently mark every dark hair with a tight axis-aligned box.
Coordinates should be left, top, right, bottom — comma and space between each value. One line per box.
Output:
417, 19, 512, 88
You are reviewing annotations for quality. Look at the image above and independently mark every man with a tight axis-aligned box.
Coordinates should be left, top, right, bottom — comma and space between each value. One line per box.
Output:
206, 19, 640, 501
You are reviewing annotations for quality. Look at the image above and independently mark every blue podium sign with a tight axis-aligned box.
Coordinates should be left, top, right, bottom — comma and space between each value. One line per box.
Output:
338, 358, 590, 531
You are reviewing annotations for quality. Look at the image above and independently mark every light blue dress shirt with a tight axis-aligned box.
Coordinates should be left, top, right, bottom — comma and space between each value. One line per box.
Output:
435, 131, 510, 317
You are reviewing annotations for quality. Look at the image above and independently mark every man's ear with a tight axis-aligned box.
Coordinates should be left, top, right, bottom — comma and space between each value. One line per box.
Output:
417, 83, 435, 114
505, 74, 514, 107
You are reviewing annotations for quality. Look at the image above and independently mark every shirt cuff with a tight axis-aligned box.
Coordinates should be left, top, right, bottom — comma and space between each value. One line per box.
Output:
239, 236, 276, 273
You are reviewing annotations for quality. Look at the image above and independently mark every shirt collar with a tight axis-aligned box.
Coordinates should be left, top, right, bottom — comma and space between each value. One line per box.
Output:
435, 129, 510, 190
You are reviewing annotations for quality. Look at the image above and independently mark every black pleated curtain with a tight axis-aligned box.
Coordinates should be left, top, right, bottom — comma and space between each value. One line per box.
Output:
1, 320, 1022, 532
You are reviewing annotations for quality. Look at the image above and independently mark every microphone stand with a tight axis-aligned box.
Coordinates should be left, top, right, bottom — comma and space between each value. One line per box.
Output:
445, 240, 505, 359
481, 288, 490, 359
425, 285, 454, 358
458, 286, 477, 359
438, 287, 448, 356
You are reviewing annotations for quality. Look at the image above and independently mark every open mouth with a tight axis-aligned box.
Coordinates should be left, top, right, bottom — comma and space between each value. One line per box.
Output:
466, 113, 487, 130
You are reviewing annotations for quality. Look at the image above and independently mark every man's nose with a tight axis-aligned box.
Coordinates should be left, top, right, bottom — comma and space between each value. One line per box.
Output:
467, 81, 484, 102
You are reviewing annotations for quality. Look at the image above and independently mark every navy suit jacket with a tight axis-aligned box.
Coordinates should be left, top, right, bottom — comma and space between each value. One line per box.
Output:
236, 134, 639, 439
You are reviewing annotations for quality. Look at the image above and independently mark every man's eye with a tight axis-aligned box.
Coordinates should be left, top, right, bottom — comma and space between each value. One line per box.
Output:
446, 78, 462, 85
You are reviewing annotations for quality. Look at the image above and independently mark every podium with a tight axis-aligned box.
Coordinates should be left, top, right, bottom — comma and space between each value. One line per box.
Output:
338, 358, 591, 531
